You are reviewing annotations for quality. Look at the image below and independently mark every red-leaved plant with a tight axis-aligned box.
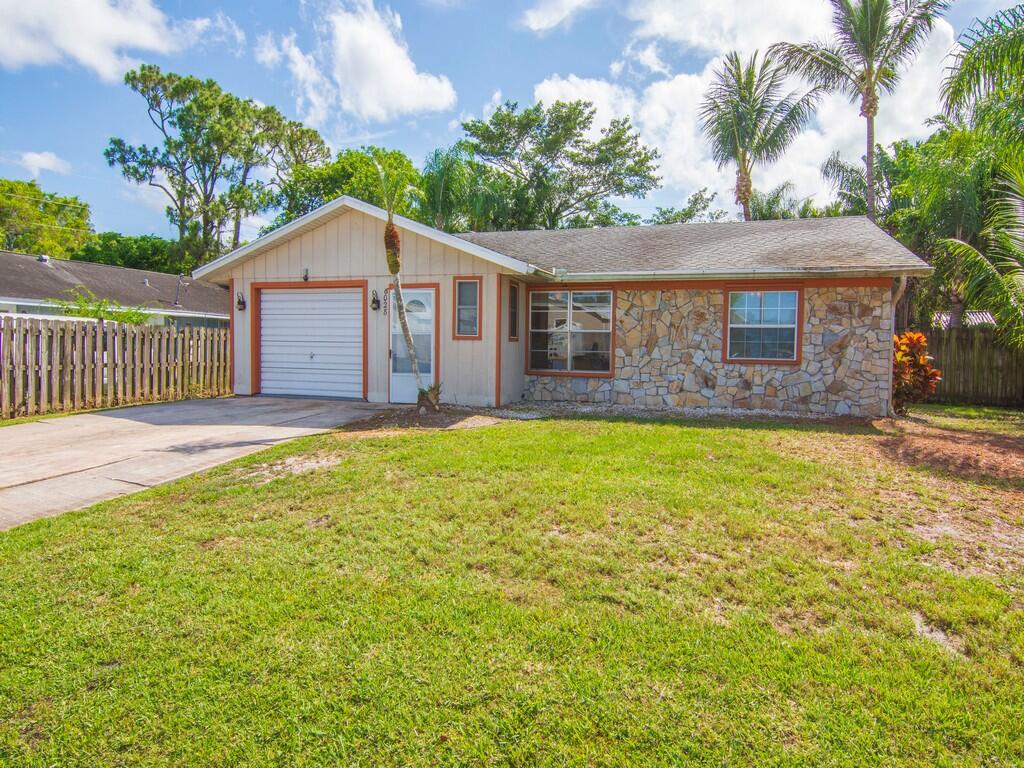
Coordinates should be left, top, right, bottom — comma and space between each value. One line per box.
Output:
892, 331, 942, 415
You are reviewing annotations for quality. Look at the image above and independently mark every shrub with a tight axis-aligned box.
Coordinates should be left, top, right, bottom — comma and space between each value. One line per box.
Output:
892, 331, 942, 415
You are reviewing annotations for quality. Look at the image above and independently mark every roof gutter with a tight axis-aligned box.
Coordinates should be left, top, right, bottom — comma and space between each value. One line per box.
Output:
546, 265, 933, 282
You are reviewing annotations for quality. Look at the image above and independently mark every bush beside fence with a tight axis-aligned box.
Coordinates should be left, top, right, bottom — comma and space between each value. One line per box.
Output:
0, 316, 230, 420
925, 327, 1024, 407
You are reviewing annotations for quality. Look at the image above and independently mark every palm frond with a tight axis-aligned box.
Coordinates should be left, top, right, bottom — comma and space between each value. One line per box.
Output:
942, 4, 1024, 116
767, 40, 856, 95
938, 162, 1024, 347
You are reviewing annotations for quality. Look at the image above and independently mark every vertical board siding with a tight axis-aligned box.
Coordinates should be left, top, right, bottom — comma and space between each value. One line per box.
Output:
927, 327, 1024, 406
0, 318, 231, 420
228, 208, 501, 405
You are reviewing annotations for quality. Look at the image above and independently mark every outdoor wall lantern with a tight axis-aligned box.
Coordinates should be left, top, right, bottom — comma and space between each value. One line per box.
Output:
235, 292, 247, 312
302, 268, 310, 282
370, 290, 381, 311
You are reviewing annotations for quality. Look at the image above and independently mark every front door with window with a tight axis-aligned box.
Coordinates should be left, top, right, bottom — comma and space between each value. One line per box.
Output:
390, 287, 435, 403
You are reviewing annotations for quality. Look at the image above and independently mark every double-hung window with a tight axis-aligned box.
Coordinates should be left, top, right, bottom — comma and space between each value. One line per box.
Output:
727, 290, 799, 361
453, 277, 482, 339
528, 290, 613, 374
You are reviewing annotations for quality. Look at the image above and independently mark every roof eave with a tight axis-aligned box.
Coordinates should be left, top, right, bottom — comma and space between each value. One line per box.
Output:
193, 196, 535, 282
546, 266, 933, 282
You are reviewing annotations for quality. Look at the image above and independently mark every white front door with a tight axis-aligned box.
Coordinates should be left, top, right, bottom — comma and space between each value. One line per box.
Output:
390, 287, 435, 403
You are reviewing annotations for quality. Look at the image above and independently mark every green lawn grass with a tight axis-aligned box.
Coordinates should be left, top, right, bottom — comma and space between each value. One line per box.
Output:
910, 403, 1024, 437
1, 412, 1022, 766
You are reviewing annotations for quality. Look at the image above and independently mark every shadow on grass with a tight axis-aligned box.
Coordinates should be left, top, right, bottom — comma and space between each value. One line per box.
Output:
876, 423, 1024, 487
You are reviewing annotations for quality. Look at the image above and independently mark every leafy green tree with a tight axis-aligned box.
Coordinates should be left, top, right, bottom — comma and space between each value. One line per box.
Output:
940, 162, 1024, 347
564, 201, 642, 228
107, 65, 326, 261
770, 0, 950, 220
72, 232, 191, 275
50, 287, 149, 325
645, 189, 728, 224
699, 51, 820, 221
418, 144, 474, 231
462, 100, 660, 230
942, 4, 1024, 144
0, 178, 93, 258
820, 145, 906, 217
270, 147, 417, 232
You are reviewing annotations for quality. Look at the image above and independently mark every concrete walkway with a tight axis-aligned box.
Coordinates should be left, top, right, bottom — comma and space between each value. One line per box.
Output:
0, 397, 385, 530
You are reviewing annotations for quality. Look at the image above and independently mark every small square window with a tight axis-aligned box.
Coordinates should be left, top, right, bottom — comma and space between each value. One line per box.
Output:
726, 290, 799, 362
453, 278, 481, 339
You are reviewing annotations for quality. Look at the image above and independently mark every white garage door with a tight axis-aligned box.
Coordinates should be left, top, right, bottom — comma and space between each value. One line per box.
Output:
259, 288, 363, 398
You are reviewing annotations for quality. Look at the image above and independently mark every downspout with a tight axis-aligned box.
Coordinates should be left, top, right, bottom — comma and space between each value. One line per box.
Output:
887, 276, 908, 417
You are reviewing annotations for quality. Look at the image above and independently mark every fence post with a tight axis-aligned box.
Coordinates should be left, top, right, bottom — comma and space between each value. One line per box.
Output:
1, 316, 12, 419
39, 320, 50, 415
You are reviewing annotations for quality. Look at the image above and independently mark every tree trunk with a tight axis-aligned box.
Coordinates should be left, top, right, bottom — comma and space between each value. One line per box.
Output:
385, 215, 424, 395
948, 293, 966, 329
735, 167, 753, 222
392, 273, 424, 393
231, 165, 252, 250
861, 90, 878, 222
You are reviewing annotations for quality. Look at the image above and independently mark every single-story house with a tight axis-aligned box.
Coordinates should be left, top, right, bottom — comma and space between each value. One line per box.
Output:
193, 196, 931, 417
0, 250, 229, 329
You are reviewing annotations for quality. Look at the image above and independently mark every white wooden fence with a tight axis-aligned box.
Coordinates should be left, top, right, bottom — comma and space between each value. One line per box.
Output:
0, 316, 231, 420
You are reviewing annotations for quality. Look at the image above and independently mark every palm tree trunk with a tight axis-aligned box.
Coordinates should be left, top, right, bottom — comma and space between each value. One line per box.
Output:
392, 274, 424, 393
868, 107, 876, 219
735, 166, 753, 222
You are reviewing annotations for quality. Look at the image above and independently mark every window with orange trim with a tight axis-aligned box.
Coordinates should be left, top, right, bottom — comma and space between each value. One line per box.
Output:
529, 290, 612, 373
453, 277, 481, 339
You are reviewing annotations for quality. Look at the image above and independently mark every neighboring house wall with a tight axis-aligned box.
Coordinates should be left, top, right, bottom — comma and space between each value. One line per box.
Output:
228, 208, 500, 406
523, 282, 893, 417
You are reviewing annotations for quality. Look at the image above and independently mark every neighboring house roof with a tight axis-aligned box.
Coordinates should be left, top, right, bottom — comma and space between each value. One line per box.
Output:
932, 310, 997, 329
456, 216, 932, 279
193, 195, 539, 282
0, 250, 229, 317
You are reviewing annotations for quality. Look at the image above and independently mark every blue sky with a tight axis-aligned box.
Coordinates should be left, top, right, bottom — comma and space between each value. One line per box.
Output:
0, 0, 1005, 241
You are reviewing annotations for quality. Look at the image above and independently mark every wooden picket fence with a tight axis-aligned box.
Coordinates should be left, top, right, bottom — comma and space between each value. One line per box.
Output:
0, 316, 231, 420
926, 327, 1024, 407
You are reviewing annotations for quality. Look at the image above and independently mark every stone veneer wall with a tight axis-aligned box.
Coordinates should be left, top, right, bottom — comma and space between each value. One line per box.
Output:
523, 285, 893, 417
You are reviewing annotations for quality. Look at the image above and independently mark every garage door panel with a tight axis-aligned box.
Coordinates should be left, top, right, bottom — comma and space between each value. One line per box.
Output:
259, 288, 364, 399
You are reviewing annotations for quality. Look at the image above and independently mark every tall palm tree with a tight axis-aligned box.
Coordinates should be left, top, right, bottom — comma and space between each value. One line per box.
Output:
942, 4, 1024, 144
420, 143, 471, 232
940, 162, 1024, 348
371, 148, 425, 394
699, 51, 821, 221
770, 0, 949, 220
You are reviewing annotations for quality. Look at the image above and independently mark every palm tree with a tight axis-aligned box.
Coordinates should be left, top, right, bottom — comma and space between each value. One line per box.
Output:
770, 0, 950, 220
420, 143, 472, 232
940, 162, 1024, 348
371, 148, 426, 395
699, 51, 821, 221
942, 4, 1024, 144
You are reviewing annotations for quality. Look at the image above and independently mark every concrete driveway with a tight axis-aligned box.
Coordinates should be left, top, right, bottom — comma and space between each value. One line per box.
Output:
0, 397, 385, 530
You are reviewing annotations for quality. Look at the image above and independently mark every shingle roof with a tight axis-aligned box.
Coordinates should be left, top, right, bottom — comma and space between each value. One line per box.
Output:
0, 251, 229, 316
455, 216, 931, 278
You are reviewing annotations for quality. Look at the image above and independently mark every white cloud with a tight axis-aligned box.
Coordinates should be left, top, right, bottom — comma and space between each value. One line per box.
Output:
534, 75, 639, 139
483, 89, 504, 120
0, 0, 245, 82
16, 151, 71, 178
279, 33, 334, 128
189, 12, 247, 56
268, 2, 456, 128
529, 16, 958, 216
326, 1, 456, 122
612, 40, 671, 79
521, 0, 602, 32
624, 0, 832, 55
254, 32, 282, 68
